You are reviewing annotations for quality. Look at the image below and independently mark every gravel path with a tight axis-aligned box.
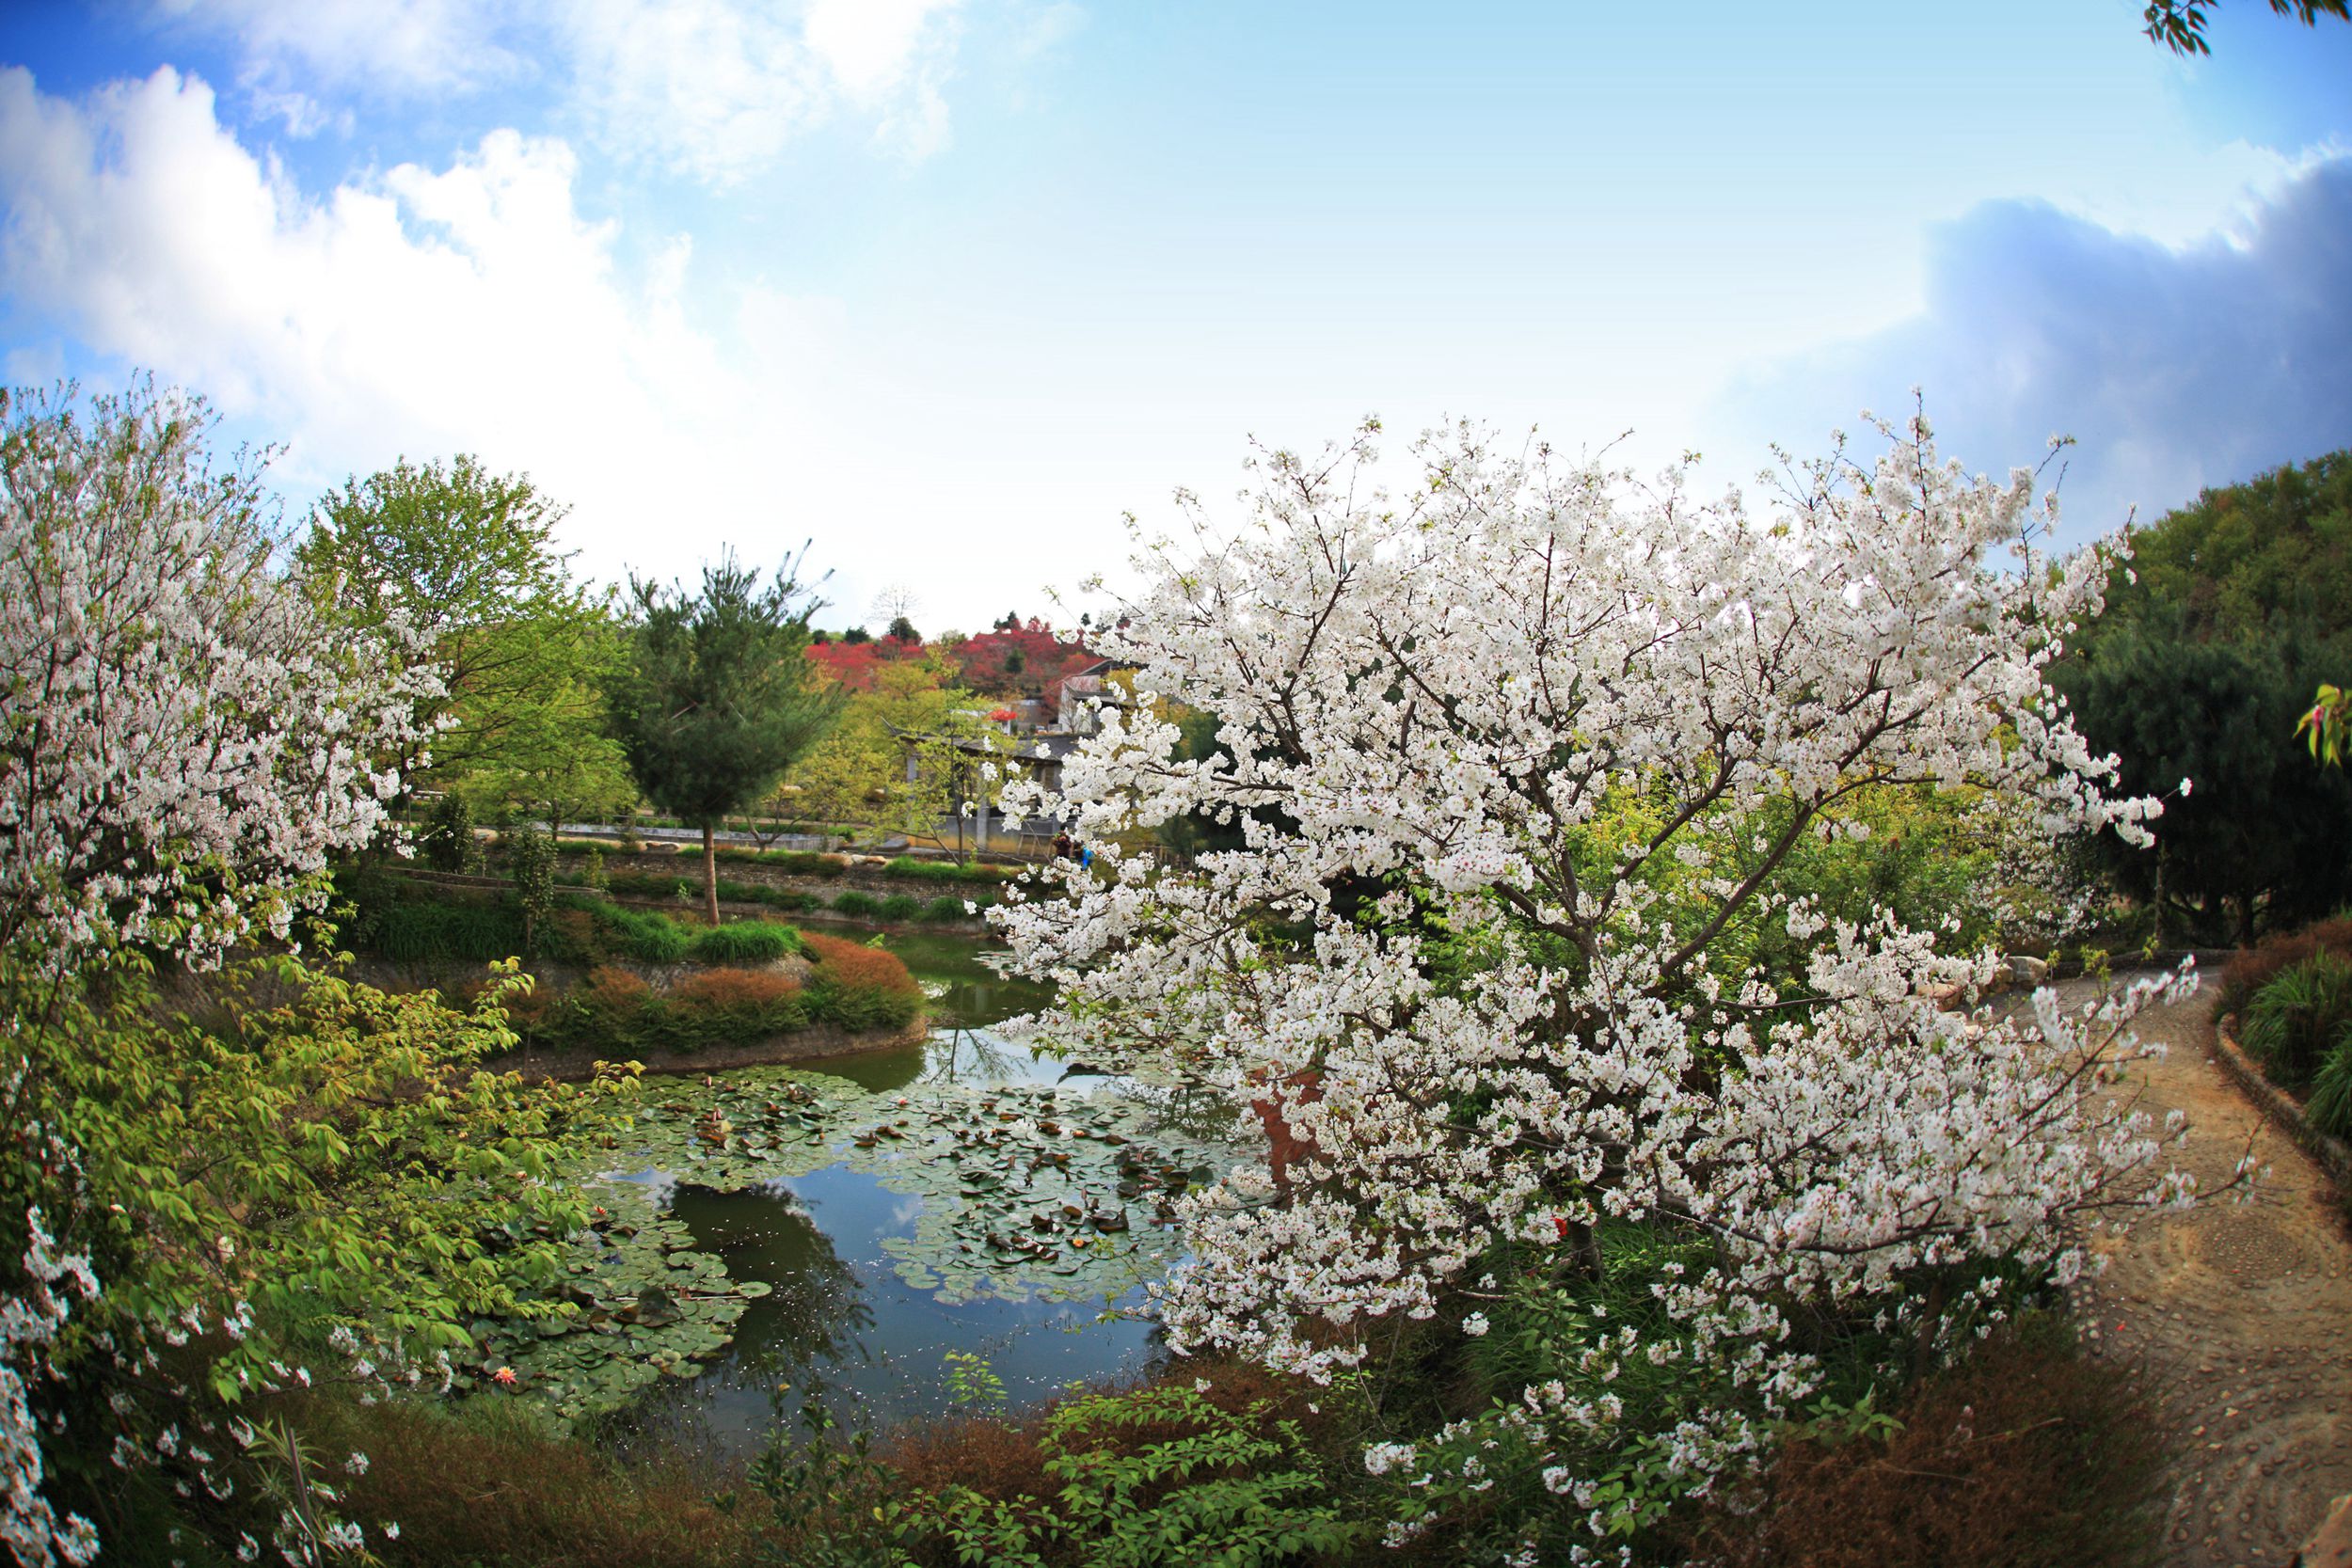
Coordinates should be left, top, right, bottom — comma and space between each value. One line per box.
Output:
2073, 982, 2352, 1568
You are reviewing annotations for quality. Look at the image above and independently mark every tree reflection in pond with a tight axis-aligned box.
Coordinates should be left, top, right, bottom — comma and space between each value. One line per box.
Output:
619, 1166, 1162, 1463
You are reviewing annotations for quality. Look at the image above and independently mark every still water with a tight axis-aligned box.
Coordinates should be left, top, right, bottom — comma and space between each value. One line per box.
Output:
618, 933, 1190, 1459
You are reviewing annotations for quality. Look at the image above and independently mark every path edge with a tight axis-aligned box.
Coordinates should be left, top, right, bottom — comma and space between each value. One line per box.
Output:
2212, 1012, 2352, 1194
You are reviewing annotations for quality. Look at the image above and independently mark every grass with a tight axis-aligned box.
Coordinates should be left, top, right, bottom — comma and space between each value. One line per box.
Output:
2241, 950, 2352, 1087
2219, 914, 2352, 1014
685, 921, 804, 965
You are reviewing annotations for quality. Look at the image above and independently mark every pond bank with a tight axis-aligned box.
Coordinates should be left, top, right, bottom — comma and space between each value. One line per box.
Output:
492, 1014, 930, 1080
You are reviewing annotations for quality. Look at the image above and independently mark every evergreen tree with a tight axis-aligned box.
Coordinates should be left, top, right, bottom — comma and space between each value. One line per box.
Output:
2056, 450, 2352, 940
606, 551, 841, 923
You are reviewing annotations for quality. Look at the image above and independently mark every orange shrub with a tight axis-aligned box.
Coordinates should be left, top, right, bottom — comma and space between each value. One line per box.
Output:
802, 932, 920, 995
493, 980, 556, 1034
669, 967, 803, 1010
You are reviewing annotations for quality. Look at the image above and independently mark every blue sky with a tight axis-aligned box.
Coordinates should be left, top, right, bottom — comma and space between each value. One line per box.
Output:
1, 2, 2347, 628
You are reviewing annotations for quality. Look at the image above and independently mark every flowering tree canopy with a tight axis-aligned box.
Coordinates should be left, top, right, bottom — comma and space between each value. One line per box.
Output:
996, 415, 2194, 1555
0, 381, 503, 1566
0, 380, 431, 966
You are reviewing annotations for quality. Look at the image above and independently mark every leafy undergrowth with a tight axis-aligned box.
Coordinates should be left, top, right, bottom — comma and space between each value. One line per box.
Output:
2219, 914, 2352, 1015
1681, 1318, 2168, 1568
209, 1316, 2163, 1568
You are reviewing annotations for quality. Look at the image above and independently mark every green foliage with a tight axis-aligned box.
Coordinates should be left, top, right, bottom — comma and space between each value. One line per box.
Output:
752, 1395, 901, 1568
588, 900, 692, 964
562, 867, 819, 914
831, 890, 882, 918
2242, 951, 2352, 1086
893, 1385, 1363, 1568
687, 921, 804, 965
605, 552, 843, 920
6, 950, 634, 1545
2306, 1025, 2352, 1139
882, 857, 1013, 884
421, 791, 485, 873
298, 453, 631, 821
740, 848, 850, 877
879, 894, 922, 922
2217, 914, 2352, 1012
2057, 451, 2352, 941
2298, 681, 2352, 766
369, 897, 532, 963
1681, 785, 2014, 992
942, 1351, 1009, 1414
787, 653, 990, 836
919, 896, 969, 923
505, 824, 560, 956
2144, 0, 2351, 55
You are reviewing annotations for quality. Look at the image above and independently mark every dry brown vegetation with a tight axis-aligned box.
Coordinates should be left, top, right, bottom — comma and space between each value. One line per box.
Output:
1683, 1322, 2167, 1568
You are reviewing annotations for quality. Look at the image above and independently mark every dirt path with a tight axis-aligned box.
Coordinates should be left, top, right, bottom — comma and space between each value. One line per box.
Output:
2072, 981, 2352, 1567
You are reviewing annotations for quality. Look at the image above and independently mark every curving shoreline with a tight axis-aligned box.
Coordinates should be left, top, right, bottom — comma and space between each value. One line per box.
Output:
490, 1013, 931, 1082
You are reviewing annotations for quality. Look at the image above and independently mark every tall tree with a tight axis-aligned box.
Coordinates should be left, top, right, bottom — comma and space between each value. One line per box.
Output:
296, 454, 628, 819
2055, 449, 2352, 940
607, 551, 842, 922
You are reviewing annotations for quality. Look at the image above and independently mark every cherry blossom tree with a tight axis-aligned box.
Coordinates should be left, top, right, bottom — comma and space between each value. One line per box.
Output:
995, 413, 2203, 1558
0, 379, 433, 967
0, 379, 434, 1563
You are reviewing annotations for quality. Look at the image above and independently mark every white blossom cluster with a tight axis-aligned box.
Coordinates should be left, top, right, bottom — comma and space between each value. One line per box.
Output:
994, 415, 2186, 1552
1, 1211, 98, 1568
0, 382, 436, 968
0, 383, 435, 1564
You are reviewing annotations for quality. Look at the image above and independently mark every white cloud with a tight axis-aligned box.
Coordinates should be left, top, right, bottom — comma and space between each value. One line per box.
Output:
1708, 155, 2352, 544
150, 0, 967, 181
0, 64, 854, 582
804, 0, 958, 98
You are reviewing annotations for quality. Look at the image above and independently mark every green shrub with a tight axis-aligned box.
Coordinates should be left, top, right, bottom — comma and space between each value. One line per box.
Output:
743, 847, 850, 877
2220, 914, 2352, 1013
830, 889, 882, 918
2307, 1023, 2352, 1138
687, 921, 803, 965
2242, 952, 2352, 1086
591, 901, 691, 964
882, 856, 1013, 884
420, 790, 485, 874
918, 895, 967, 923
886, 1384, 1364, 1568
878, 894, 921, 922
371, 899, 526, 963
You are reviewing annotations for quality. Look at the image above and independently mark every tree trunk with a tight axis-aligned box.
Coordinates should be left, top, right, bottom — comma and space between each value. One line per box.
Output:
702, 823, 720, 927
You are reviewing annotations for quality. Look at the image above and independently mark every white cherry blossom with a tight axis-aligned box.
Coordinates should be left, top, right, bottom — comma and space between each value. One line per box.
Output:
995, 414, 2185, 1551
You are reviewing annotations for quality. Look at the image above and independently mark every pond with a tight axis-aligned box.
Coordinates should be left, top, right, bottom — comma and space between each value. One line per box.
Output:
484, 929, 1252, 1463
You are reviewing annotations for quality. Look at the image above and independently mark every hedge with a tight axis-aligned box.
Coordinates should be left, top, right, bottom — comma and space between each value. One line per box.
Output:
496, 937, 922, 1052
